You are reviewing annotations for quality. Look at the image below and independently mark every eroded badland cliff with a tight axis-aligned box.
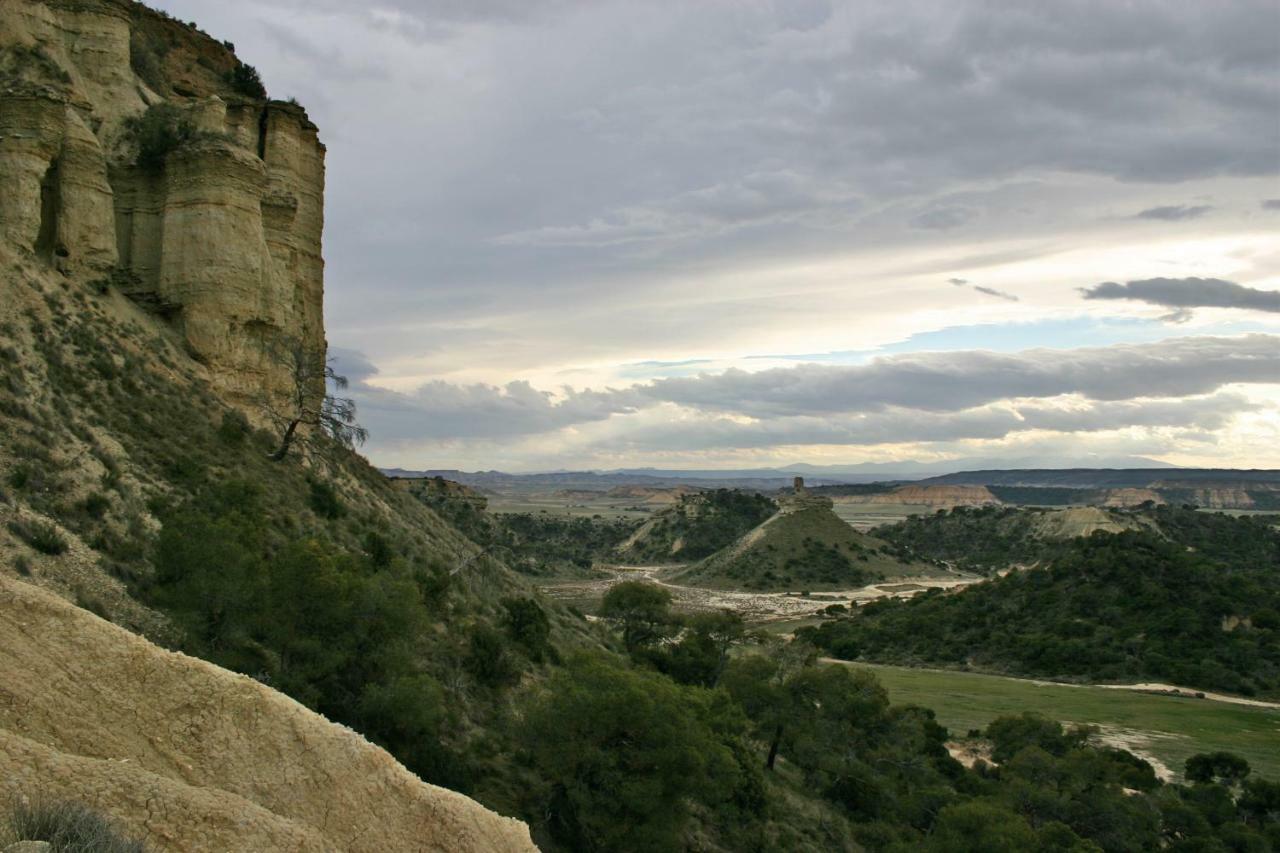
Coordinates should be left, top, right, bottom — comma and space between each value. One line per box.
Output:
1, 0, 324, 404
0, 2, 539, 849
0, 575, 535, 852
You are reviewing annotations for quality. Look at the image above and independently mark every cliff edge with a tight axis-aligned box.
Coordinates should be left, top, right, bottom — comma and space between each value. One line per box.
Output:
0, 0, 324, 405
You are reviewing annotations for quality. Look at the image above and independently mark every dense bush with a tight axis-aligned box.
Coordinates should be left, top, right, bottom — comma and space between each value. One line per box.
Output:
145, 481, 471, 785
519, 654, 759, 852
124, 103, 193, 171
801, 529, 1280, 697
225, 62, 266, 98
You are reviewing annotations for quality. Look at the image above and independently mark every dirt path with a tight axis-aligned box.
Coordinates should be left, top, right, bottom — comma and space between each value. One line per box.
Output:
540, 565, 979, 623
1088, 683, 1280, 710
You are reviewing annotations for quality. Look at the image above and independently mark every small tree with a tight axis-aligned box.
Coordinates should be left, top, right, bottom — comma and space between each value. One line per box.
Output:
600, 581, 673, 651
1185, 752, 1251, 786
261, 336, 367, 462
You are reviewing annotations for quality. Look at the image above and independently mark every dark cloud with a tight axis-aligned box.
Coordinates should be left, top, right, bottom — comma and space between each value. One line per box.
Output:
1080, 277, 1280, 313
639, 335, 1279, 417
586, 393, 1255, 451
1135, 204, 1213, 221
151, 0, 1280, 353
1263, 199, 1280, 211
342, 335, 1280, 443
949, 278, 1019, 302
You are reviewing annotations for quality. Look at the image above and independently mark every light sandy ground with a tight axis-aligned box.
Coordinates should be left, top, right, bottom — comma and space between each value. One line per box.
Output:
1088, 683, 1280, 710
0, 576, 536, 852
1085, 725, 1182, 781
541, 564, 979, 622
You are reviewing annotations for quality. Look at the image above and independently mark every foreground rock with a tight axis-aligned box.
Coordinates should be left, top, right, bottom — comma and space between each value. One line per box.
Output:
0, 576, 536, 853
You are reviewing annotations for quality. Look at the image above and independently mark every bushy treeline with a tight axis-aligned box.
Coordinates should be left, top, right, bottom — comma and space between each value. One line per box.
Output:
801, 530, 1280, 697
522, 580, 1280, 851
405, 480, 640, 575
878, 503, 1280, 576
876, 505, 1056, 572
143, 479, 560, 790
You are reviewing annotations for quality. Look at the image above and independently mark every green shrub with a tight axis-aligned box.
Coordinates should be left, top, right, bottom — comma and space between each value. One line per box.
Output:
308, 479, 344, 519
216, 410, 249, 446
225, 62, 266, 98
124, 103, 193, 171
8, 518, 68, 555
130, 29, 169, 91
502, 596, 551, 661
464, 624, 519, 688
79, 492, 111, 520
6, 798, 146, 852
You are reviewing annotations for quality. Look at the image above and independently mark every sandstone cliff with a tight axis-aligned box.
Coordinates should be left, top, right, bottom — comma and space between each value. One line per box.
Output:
0, 0, 324, 405
0, 575, 537, 852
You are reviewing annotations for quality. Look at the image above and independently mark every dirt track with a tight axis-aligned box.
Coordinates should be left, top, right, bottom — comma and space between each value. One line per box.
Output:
540, 564, 979, 623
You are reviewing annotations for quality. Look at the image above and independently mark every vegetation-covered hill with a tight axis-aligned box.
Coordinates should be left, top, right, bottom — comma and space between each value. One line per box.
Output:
801, 526, 1280, 698
615, 488, 777, 564
0, 252, 606, 801
877, 504, 1150, 573
675, 499, 925, 591
877, 503, 1273, 574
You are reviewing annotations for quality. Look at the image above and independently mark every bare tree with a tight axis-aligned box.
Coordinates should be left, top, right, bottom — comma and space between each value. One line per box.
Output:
261, 336, 368, 462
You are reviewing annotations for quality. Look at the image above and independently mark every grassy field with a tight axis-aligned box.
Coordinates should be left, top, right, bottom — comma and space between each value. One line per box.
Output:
487, 494, 653, 520
829, 502, 931, 531
845, 662, 1280, 781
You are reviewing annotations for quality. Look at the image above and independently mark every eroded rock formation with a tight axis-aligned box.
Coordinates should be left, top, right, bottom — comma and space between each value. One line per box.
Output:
0, 576, 537, 852
0, 0, 325, 405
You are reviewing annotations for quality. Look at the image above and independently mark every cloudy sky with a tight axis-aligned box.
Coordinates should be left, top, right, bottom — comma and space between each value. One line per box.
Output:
158, 0, 1280, 470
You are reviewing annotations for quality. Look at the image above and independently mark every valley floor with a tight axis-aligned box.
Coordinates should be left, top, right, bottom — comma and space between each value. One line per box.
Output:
832, 661, 1280, 782
539, 564, 979, 622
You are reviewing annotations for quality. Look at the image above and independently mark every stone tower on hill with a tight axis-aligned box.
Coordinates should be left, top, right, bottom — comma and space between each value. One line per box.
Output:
0, 0, 325, 406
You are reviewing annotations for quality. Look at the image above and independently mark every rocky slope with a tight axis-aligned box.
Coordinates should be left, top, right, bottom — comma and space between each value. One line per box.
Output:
1, 0, 324, 406
0, 575, 536, 852
0, 3, 552, 848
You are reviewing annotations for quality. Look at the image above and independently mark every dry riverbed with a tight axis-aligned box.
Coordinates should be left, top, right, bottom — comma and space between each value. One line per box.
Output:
540, 564, 979, 622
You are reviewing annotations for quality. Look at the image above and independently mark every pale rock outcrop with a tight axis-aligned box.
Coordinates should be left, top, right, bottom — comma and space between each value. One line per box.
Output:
0, 575, 537, 853
1103, 488, 1165, 507
0, 0, 326, 407
832, 484, 1001, 508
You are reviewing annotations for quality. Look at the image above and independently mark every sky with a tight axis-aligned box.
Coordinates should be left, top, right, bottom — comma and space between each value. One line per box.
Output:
155, 0, 1280, 471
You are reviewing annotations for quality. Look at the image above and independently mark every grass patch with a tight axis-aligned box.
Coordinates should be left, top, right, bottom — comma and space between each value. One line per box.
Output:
6, 798, 145, 852
8, 518, 68, 555
848, 661, 1280, 780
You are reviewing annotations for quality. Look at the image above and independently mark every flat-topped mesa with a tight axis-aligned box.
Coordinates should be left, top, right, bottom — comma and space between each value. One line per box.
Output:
0, 0, 326, 406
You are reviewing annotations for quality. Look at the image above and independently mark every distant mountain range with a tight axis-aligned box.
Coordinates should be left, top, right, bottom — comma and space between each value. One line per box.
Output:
921, 468, 1280, 489
381, 450, 1187, 484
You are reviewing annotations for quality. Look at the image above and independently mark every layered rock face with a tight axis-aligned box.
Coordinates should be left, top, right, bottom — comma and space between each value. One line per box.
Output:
0, 576, 537, 852
0, 0, 325, 405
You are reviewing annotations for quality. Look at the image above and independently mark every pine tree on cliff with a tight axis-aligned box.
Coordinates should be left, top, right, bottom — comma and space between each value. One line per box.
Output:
262, 336, 367, 461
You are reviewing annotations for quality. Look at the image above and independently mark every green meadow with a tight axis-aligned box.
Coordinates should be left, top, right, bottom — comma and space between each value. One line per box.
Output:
848, 662, 1280, 780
